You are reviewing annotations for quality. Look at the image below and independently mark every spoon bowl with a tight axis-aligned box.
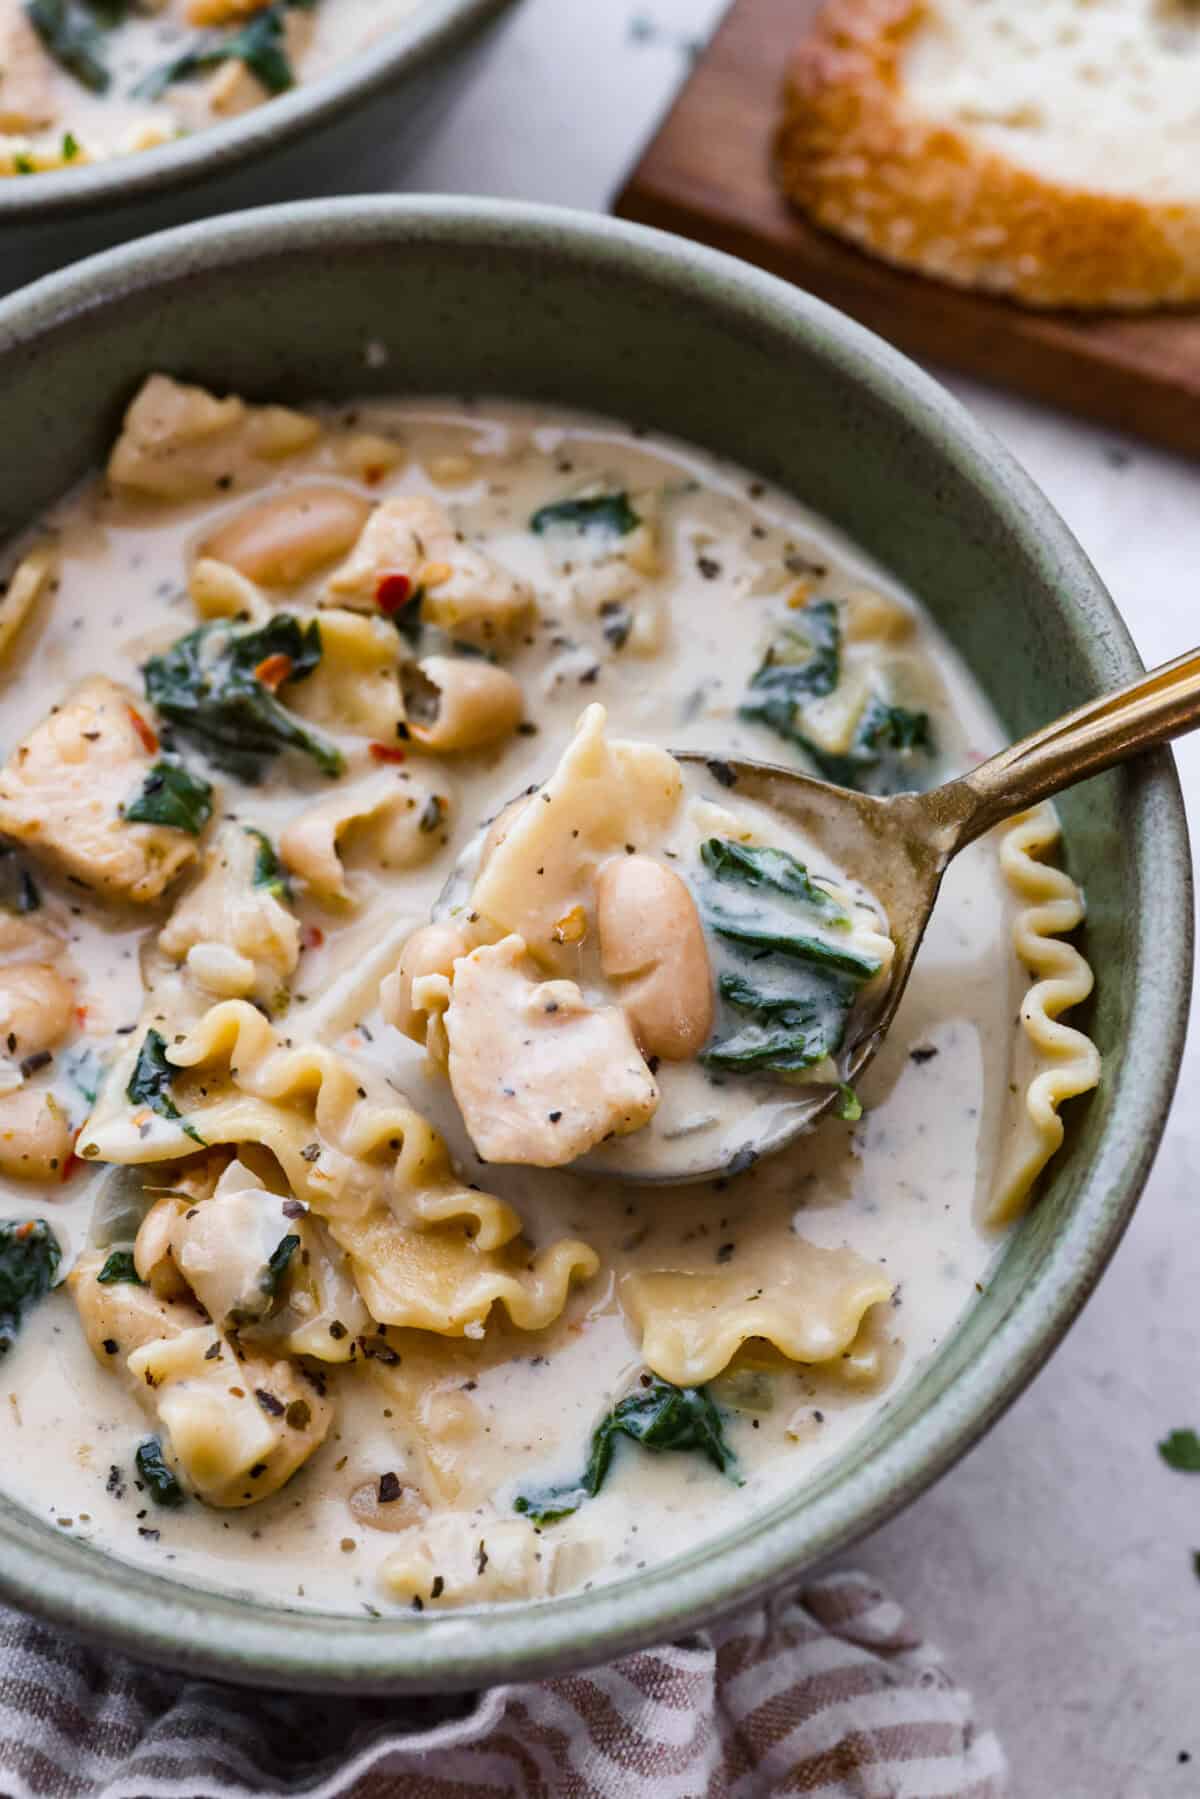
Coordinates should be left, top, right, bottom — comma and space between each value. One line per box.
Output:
426, 646, 1200, 1183
647, 641, 1200, 1179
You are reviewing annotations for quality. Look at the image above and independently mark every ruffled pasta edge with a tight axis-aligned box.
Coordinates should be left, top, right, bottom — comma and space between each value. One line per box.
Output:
989, 802, 1102, 1227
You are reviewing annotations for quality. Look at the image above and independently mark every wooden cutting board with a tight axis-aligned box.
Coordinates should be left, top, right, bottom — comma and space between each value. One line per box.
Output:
615, 0, 1200, 461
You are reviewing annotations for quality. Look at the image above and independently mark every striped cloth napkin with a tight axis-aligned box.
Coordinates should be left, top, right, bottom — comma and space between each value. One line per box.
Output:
0, 1571, 1006, 1797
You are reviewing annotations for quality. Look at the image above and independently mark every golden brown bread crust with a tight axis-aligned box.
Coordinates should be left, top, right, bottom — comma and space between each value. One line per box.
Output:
774, 0, 1200, 311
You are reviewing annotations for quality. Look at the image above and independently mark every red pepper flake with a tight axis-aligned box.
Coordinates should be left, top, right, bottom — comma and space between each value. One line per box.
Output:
375, 572, 412, 614
126, 706, 159, 755
74, 1005, 88, 1029
368, 742, 407, 764
254, 653, 293, 692
302, 925, 325, 951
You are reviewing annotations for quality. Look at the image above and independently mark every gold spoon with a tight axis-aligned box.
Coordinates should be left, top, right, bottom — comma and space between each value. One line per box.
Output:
623, 643, 1200, 1181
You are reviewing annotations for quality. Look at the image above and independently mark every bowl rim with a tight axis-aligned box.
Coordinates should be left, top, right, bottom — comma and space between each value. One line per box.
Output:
0, 196, 1190, 1693
0, 0, 513, 222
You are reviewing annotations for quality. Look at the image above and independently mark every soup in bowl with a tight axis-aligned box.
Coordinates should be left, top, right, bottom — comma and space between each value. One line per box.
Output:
0, 198, 1187, 1690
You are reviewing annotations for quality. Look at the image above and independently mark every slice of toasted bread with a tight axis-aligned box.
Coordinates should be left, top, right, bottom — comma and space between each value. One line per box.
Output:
775, 0, 1200, 311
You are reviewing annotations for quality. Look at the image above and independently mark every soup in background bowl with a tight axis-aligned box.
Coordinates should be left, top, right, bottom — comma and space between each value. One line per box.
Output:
0, 197, 1187, 1692
0, 0, 515, 293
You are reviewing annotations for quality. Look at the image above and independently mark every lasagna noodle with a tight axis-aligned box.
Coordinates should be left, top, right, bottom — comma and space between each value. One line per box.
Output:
79, 999, 599, 1337
989, 802, 1101, 1226
620, 1246, 894, 1387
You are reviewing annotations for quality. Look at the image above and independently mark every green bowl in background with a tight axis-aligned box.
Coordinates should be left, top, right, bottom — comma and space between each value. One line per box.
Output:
0, 197, 1189, 1691
0, 0, 516, 294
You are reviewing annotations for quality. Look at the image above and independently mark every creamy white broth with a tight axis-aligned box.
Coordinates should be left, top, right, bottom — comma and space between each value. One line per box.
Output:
0, 0, 421, 177
0, 395, 1027, 1615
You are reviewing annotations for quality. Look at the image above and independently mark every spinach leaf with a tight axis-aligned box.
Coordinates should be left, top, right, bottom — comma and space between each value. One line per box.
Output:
124, 759, 213, 836
143, 615, 341, 784
0, 1219, 61, 1357
126, 1029, 206, 1147
800, 696, 934, 797
514, 1378, 739, 1524
700, 838, 847, 922
136, 1437, 186, 1508
97, 1249, 144, 1287
24, 0, 112, 93
245, 827, 291, 902
698, 838, 881, 1078
1159, 1428, 1200, 1473
740, 601, 934, 795
703, 968, 859, 1075
699, 839, 879, 978
0, 847, 40, 916
134, 0, 313, 101
531, 492, 640, 538
739, 598, 841, 733
261, 1233, 300, 1301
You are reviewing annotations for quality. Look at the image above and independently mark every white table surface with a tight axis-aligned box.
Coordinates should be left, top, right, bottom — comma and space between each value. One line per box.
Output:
396, 4, 1200, 1792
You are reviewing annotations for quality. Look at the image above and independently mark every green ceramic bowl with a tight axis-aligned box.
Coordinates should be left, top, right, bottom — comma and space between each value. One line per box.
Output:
0, 198, 1189, 1692
0, 0, 515, 294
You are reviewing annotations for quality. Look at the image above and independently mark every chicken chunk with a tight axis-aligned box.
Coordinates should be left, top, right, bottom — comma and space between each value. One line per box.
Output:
0, 1, 55, 134
158, 821, 299, 1004
326, 496, 536, 653
142, 1331, 330, 1507
108, 375, 320, 503
379, 1513, 556, 1609
443, 934, 658, 1167
0, 677, 200, 904
70, 1248, 333, 1508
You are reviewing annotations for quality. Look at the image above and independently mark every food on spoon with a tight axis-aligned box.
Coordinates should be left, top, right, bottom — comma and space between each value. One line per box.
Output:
388, 704, 895, 1170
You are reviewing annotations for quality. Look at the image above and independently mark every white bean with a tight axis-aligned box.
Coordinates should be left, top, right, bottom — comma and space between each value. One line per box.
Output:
200, 485, 372, 588
594, 854, 714, 1061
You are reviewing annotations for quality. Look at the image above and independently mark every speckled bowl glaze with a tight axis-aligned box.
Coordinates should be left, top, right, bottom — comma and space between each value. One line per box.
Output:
0, 198, 1189, 1693
0, 0, 515, 294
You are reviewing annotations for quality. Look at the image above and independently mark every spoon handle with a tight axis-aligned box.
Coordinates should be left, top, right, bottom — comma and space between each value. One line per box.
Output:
923, 644, 1200, 850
